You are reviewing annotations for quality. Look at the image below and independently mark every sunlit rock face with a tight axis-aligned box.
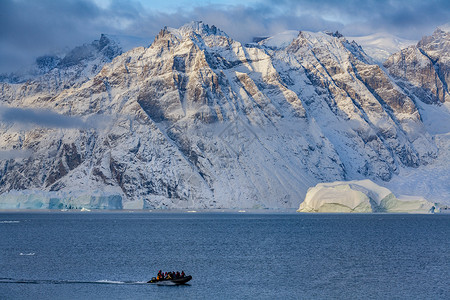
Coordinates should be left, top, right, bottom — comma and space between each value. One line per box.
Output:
0, 22, 446, 209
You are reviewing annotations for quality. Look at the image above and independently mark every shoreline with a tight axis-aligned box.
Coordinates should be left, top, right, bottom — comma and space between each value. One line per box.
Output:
0, 208, 449, 214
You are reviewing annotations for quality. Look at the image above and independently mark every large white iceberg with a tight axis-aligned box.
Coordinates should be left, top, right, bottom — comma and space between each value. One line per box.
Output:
298, 179, 435, 213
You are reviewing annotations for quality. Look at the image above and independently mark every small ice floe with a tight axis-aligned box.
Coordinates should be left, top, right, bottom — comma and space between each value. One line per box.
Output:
80, 207, 91, 212
19, 253, 35, 256
187, 210, 197, 213
238, 210, 246, 213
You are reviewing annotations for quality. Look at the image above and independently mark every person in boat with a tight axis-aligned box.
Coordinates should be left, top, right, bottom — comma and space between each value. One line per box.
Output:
156, 270, 163, 281
153, 270, 188, 281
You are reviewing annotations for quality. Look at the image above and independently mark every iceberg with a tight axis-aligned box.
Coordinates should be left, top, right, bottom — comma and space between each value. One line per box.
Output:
0, 190, 124, 210
298, 180, 435, 213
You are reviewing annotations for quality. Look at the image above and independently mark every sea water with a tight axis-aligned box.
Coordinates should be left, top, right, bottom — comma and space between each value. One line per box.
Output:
0, 212, 449, 299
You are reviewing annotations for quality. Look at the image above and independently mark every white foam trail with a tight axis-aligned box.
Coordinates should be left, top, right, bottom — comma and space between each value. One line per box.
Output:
19, 253, 35, 256
0, 278, 149, 285
0, 221, 20, 223
96, 280, 125, 284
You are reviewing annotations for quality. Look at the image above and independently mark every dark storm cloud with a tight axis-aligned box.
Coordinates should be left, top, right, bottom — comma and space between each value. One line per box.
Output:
0, 0, 145, 73
125, 3, 343, 44
0, 0, 448, 73
265, 0, 450, 38
0, 106, 108, 130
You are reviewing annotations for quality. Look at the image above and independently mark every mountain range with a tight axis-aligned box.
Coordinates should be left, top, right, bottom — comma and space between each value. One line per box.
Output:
0, 21, 449, 209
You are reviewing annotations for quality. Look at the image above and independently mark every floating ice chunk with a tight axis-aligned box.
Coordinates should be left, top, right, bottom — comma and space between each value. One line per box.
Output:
298, 179, 435, 213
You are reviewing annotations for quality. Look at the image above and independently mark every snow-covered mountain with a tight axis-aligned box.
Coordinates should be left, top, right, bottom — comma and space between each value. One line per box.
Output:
0, 34, 122, 86
0, 33, 148, 91
381, 26, 450, 202
0, 21, 448, 209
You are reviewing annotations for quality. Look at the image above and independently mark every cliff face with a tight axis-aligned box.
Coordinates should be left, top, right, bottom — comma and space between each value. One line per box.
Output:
0, 22, 447, 209
384, 28, 450, 104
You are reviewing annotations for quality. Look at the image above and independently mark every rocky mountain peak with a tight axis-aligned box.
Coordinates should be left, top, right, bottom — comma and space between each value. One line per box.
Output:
171, 21, 228, 39
0, 34, 123, 86
285, 30, 371, 64
151, 21, 232, 52
384, 26, 450, 104
324, 30, 344, 38
58, 33, 121, 68
417, 28, 450, 53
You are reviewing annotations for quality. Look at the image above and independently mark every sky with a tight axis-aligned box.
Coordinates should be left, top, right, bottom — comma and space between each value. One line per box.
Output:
0, 0, 449, 73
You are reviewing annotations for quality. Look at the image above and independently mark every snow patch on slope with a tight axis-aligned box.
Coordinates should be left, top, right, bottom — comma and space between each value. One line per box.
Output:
349, 33, 416, 63
258, 30, 300, 49
384, 133, 450, 205
438, 23, 450, 32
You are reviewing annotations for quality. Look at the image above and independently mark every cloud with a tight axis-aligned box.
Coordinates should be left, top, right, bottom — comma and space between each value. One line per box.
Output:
0, 0, 146, 73
263, 0, 450, 38
0, 0, 448, 73
0, 106, 109, 130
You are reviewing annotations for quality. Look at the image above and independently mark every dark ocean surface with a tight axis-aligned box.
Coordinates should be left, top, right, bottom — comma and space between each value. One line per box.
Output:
0, 212, 449, 299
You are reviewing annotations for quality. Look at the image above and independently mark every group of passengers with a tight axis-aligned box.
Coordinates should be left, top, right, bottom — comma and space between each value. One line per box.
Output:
156, 270, 185, 281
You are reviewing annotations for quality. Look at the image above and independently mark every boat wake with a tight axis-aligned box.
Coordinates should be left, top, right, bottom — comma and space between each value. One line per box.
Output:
0, 278, 147, 285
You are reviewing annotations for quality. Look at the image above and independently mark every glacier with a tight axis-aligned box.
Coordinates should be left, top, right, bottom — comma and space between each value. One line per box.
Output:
0, 190, 125, 210
298, 180, 436, 213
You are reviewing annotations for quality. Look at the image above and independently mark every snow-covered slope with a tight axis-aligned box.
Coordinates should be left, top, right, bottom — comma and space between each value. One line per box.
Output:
349, 33, 415, 63
298, 179, 435, 213
257, 30, 300, 49
0, 22, 448, 209
438, 22, 450, 33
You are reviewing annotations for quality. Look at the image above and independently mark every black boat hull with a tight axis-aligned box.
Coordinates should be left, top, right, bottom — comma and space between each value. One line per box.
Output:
148, 275, 192, 285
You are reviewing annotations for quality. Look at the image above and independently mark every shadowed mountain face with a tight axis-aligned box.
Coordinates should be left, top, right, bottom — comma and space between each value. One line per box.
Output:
0, 21, 448, 209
